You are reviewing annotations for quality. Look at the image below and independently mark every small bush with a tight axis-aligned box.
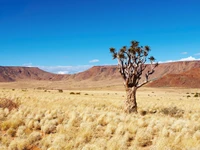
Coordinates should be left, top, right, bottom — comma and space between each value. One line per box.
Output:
58, 89, 63, 93
0, 98, 19, 111
85, 93, 89, 95
161, 107, 184, 118
139, 110, 147, 116
37, 87, 45, 90
22, 89, 27, 92
194, 93, 200, 97
70, 92, 81, 95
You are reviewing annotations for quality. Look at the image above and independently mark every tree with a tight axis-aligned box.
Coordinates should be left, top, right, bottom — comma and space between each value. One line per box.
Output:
110, 40, 158, 113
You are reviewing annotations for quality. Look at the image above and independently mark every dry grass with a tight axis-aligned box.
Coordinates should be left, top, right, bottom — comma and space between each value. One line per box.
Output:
0, 87, 200, 149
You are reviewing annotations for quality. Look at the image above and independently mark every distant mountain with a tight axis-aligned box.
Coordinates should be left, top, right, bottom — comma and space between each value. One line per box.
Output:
1, 61, 200, 88
69, 65, 120, 81
148, 67, 200, 88
0, 66, 66, 82
69, 61, 200, 82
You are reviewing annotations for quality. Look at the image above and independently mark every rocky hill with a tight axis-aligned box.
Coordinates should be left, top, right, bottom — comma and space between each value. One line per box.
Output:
0, 66, 66, 82
148, 67, 200, 88
0, 61, 200, 88
69, 61, 200, 82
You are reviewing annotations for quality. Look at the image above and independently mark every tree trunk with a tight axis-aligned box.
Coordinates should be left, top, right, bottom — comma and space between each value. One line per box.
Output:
125, 87, 137, 113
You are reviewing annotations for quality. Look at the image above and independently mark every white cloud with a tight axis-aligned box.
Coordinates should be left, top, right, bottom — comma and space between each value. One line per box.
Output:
159, 56, 200, 63
181, 52, 188, 55
179, 56, 197, 61
22, 63, 33, 67
158, 60, 173, 63
39, 65, 92, 74
89, 59, 99, 63
57, 71, 69, 74
194, 53, 200, 56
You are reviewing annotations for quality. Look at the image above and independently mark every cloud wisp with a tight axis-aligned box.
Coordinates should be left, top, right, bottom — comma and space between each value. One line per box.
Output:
89, 59, 99, 63
159, 56, 200, 63
22, 63, 33, 67
181, 52, 188, 55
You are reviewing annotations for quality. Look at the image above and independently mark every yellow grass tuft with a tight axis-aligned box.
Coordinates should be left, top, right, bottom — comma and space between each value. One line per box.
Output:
0, 88, 200, 149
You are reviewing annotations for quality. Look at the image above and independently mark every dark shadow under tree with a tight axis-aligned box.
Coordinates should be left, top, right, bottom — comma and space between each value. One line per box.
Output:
110, 40, 158, 113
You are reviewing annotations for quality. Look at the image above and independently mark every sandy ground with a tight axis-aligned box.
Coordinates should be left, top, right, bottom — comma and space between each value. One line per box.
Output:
0, 81, 200, 149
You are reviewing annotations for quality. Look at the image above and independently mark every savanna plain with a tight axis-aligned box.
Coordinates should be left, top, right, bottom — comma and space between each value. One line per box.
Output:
0, 85, 200, 150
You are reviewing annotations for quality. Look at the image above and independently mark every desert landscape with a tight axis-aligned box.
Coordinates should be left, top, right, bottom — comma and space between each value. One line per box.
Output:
0, 61, 200, 149
1, 0, 200, 149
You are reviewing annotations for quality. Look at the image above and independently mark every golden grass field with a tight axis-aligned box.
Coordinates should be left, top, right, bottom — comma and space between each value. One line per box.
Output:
0, 86, 200, 150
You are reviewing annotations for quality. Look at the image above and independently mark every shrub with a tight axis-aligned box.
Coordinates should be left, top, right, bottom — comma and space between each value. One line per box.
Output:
22, 89, 27, 92
194, 93, 200, 97
70, 92, 75, 95
160, 107, 184, 118
37, 87, 45, 90
58, 89, 63, 93
76, 92, 81, 95
139, 110, 147, 116
0, 98, 19, 111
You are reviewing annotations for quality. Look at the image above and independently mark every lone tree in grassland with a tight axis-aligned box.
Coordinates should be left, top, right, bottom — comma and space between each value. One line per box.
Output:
110, 40, 158, 113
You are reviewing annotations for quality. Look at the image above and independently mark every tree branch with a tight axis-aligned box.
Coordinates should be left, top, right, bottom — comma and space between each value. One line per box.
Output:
136, 63, 158, 89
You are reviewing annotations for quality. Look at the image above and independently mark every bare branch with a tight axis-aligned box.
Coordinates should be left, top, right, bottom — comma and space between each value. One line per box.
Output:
137, 63, 158, 89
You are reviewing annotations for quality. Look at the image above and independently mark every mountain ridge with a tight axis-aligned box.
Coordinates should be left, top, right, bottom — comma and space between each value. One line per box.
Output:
0, 66, 66, 82
0, 61, 200, 88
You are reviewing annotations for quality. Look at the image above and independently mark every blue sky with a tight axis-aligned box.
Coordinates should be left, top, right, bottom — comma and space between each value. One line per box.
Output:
0, 0, 200, 74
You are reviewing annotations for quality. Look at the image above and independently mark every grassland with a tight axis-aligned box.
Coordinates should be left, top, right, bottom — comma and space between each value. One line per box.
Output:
0, 87, 200, 149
